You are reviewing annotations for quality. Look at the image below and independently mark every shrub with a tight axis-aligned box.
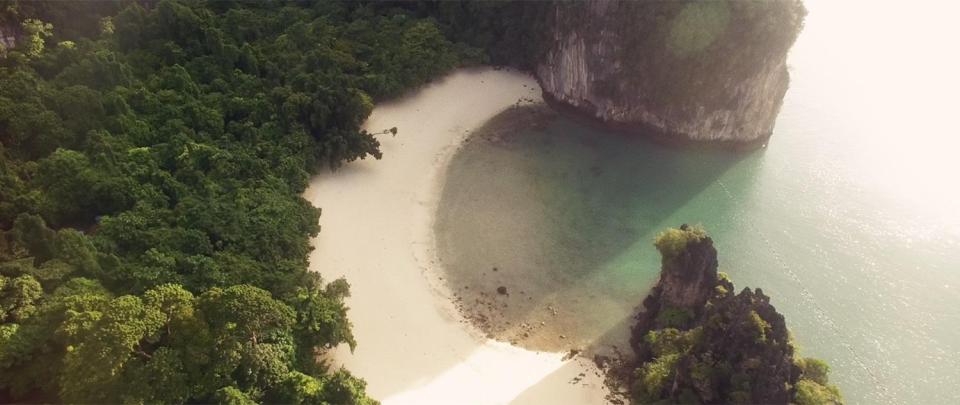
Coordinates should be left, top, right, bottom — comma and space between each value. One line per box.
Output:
795, 379, 843, 405
632, 353, 680, 403
653, 224, 707, 260
748, 310, 771, 343
796, 357, 831, 385
655, 306, 693, 329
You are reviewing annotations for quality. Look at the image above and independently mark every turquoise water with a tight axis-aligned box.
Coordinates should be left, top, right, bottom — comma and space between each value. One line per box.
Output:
437, 1, 960, 403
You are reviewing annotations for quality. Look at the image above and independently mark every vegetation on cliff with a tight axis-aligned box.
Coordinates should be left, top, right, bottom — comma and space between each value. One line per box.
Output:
629, 226, 841, 404
402, 1, 551, 69
0, 0, 469, 402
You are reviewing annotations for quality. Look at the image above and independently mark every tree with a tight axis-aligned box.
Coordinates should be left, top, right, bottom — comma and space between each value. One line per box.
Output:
0, 277, 111, 399
794, 357, 842, 404
796, 357, 831, 385
52, 228, 101, 278
0, 274, 42, 322
214, 386, 257, 405
653, 224, 706, 262
34, 149, 101, 225
795, 379, 843, 405
10, 214, 57, 263
200, 285, 294, 346
59, 295, 166, 403
290, 277, 356, 372
0, 1, 465, 401
19, 19, 53, 58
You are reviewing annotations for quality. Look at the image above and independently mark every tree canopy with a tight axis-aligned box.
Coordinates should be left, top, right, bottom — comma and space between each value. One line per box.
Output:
0, 0, 471, 402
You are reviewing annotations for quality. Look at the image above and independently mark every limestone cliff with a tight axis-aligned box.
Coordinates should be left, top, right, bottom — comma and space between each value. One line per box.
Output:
534, 0, 806, 144
656, 229, 719, 310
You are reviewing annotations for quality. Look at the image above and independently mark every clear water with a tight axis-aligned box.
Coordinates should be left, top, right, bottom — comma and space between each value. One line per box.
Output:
436, 1, 960, 403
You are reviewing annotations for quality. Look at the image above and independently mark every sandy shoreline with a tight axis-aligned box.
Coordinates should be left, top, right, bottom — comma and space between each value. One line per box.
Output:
304, 68, 610, 404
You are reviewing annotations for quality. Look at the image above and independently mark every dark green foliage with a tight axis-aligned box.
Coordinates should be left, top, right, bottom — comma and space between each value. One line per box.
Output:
10, 214, 57, 262
1, 0, 470, 402
796, 357, 830, 385
0, 0, 122, 42
399, 0, 552, 69
794, 357, 842, 405
654, 306, 693, 329
0, 274, 42, 322
795, 379, 843, 405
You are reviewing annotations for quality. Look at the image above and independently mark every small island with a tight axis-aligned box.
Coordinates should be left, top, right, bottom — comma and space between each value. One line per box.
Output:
623, 225, 842, 404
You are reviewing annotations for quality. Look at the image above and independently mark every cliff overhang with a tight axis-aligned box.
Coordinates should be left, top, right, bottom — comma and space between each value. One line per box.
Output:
533, 0, 807, 146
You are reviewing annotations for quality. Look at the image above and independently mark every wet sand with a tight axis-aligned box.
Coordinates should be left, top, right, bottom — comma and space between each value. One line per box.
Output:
305, 68, 610, 405
434, 105, 644, 357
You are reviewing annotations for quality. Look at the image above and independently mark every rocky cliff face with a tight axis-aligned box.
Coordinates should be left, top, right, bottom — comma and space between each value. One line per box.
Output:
657, 232, 719, 310
535, 0, 806, 144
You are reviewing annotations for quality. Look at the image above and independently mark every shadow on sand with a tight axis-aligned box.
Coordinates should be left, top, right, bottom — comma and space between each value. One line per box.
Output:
434, 107, 765, 359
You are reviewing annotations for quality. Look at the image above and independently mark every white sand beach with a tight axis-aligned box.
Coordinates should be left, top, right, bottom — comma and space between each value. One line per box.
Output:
304, 68, 609, 405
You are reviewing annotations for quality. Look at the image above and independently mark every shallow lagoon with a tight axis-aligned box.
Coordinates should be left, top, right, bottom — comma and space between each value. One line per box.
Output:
436, 1, 960, 402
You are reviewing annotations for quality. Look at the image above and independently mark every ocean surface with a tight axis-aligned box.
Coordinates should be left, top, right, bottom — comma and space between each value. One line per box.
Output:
436, 1, 960, 403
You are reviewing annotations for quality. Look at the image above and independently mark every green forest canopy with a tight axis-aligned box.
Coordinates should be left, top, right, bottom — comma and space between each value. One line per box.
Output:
0, 0, 472, 402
